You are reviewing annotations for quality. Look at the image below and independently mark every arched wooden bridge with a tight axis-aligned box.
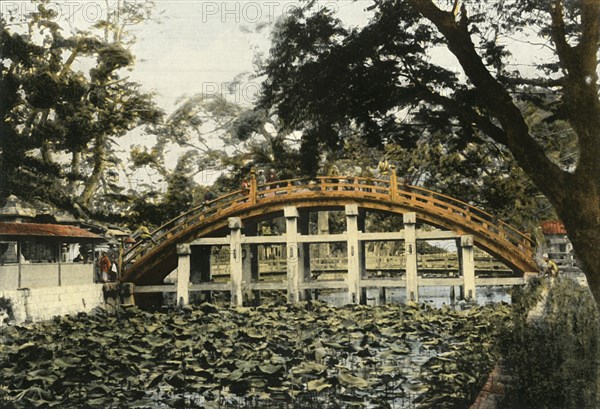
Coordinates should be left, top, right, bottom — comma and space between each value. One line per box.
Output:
122, 172, 537, 287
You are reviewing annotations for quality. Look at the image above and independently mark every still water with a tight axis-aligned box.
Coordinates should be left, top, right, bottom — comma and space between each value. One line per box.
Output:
318, 285, 512, 308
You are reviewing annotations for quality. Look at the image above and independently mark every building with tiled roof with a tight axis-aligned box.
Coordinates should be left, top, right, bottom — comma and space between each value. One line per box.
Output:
540, 220, 576, 271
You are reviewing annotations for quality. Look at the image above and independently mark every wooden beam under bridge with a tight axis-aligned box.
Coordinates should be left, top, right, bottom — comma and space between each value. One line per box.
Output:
133, 206, 526, 306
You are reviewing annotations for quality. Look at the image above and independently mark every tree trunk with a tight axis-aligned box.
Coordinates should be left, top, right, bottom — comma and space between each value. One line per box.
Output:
568, 224, 600, 304
410, 0, 600, 306
68, 150, 81, 192
78, 135, 106, 208
556, 179, 600, 303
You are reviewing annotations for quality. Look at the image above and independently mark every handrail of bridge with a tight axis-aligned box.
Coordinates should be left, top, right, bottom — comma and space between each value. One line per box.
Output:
123, 171, 535, 271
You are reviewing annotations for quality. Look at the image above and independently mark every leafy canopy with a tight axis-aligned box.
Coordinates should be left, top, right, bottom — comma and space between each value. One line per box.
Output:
258, 0, 600, 303
0, 0, 162, 216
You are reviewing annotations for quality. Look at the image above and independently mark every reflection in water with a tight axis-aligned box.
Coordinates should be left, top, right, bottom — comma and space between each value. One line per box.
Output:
318, 286, 512, 309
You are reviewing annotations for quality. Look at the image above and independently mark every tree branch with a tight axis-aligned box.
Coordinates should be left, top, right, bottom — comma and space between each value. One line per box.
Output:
548, 0, 600, 181
498, 76, 563, 88
548, 0, 576, 73
406, 0, 569, 203
419, 87, 509, 145
452, 0, 461, 18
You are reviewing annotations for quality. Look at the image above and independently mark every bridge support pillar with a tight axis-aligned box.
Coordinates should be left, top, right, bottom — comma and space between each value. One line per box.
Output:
176, 244, 191, 306
247, 223, 260, 305
196, 246, 212, 303
285, 206, 301, 303
461, 235, 476, 301
299, 212, 310, 300
404, 212, 418, 303
346, 204, 364, 304
229, 218, 244, 306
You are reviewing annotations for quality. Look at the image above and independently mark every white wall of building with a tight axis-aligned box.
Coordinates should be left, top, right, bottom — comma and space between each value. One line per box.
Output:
1, 284, 105, 323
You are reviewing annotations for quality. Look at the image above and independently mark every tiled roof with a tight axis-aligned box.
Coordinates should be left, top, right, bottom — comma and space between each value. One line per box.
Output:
0, 195, 37, 218
540, 220, 567, 235
0, 222, 103, 240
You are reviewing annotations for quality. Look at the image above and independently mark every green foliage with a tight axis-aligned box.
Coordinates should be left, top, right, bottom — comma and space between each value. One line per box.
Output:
412, 303, 511, 408
0, 296, 15, 322
142, 93, 305, 217
0, 302, 508, 408
0, 0, 162, 215
498, 278, 600, 408
257, 0, 599, 239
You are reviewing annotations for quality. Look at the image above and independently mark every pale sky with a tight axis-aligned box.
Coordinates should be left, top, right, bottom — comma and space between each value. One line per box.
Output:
2, 1, 372, 109
2, 0, 550, 187
129, 1, 373, 110
121, 1, 373, 186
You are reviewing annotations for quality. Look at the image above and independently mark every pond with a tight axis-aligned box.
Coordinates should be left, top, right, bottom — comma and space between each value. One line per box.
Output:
319, 285, 512, 309
0, 301, 510, 408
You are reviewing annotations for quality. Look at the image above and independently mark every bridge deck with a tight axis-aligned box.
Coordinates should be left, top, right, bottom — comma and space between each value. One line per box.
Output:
122, 173, 537, 285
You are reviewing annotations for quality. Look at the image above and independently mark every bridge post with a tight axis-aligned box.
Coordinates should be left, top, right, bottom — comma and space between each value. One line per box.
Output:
346, 204, 363, 304
250, 167, 257, 204
404, 212, 418, 302
299, 212, 310, 300
284, 206, 301, 303
229, 218, 244, 306
389, 165, 398, 201
460, 235, 476, 301
176, 244, 191, 306
245, 223, 260, 305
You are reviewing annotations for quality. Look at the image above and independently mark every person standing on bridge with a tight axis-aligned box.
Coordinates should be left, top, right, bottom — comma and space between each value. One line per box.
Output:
139, 225, 157, 245
267, 169, 278, 188
377, 159, 390, 177
257, 169, 266, 186
203, 189, 216, 206
240, 178, 250, 195
542, 253, 559, 283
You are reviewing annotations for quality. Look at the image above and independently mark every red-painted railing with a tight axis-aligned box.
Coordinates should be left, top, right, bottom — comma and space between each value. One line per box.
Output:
123, 171, 535, 272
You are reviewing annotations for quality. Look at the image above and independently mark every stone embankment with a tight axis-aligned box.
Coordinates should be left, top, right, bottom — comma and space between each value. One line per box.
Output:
469, 363, 510, 409
469, 281, 552, 409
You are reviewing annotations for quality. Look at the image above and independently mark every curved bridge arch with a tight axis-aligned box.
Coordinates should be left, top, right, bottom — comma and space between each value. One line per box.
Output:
122, 175, 536, 285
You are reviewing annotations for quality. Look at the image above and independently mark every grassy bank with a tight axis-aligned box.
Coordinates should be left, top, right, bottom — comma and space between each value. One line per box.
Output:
498, 277, 600, 409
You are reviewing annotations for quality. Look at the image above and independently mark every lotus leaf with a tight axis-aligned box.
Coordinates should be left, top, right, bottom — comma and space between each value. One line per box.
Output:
258, 362, 283, 375
322, 341, 345, 350
337, 371, 369, 389
163, 370, 186, 388
307, 377, 333, 392
0, 302, 508, 408
389, 343, 410, 354
14, 386, 53, 404
292, 361, 327, 375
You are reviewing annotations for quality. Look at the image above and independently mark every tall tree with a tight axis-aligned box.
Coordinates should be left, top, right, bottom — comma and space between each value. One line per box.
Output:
259, 0, 600, 303
0, 0, 162, 214
146, 93, 303, 190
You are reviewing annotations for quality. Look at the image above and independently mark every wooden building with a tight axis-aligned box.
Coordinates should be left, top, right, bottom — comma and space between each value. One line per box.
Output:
0, 222, 104, 289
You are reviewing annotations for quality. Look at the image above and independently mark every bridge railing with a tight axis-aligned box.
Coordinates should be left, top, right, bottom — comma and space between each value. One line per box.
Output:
391, 183, 532, 251
123, 189, 249, 265
123, 174, 534, 270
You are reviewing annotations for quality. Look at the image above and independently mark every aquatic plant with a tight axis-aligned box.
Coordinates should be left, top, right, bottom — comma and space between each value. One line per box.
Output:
0, 301, 508, 408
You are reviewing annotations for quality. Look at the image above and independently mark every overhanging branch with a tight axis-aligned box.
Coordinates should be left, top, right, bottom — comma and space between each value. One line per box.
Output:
405, 0, 569, 201
419, 88, 509, 145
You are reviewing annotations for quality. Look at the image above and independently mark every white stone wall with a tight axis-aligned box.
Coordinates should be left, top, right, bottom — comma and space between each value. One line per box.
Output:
1, 284, 105, 323
0, 263, 95, 290
61, 264, 94, 286
0, 265, 19, 289
19, 263, 60, 288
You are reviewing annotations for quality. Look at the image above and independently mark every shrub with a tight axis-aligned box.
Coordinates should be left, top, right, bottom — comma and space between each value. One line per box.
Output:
0, 296, 15, 323
498, 278, 600, 409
